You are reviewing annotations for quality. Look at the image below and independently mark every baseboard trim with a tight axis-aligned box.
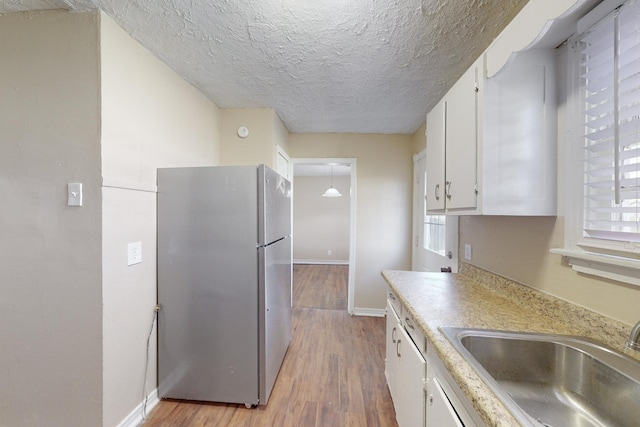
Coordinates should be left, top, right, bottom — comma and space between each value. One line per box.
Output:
294, 259, 349, 265
352, 307, 386, 317
116, 388, 160, 427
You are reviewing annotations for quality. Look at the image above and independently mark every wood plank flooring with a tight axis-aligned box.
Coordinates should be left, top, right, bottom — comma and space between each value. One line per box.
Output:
143, 264, 397, 427
293, 264, 348, 310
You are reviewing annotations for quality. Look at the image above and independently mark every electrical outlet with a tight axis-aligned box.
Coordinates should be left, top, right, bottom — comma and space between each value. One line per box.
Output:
328, 249, 332, 256
128, 242, 142, 266
464, 244, 472, 261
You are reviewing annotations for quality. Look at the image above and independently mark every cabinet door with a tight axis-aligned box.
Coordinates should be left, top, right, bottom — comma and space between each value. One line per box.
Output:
385, 300, 401, 405
396, 327, 426, 427
425, 100, 446, 211
445, 61, 479, 211
482, 49, 556, 215
426, 377, 464, 427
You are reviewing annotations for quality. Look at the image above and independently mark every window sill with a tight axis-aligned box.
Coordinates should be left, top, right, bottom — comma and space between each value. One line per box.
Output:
550, 248, 640, 287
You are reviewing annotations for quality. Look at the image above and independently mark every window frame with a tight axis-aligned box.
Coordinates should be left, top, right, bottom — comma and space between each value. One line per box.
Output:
554, 0, 640, 286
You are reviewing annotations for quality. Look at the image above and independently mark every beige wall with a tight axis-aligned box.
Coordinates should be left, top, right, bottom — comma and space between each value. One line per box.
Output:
289, 134, 413, 310
0, 11, 103, 426
101, 14, 219, 188
293, 175, 351, 263
220, 107, 290, 167
0, 9, 223, 427
99, 12, 221, 427
459, 216, 640, 325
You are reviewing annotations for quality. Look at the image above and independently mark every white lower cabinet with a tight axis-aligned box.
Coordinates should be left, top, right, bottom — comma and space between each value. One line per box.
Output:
426, 377, 463, 427
385, 289, 486, 427
426, 347, 485, 427
385, 300, 401, 404
385, 299, 426, 427
396, 325, 426, 427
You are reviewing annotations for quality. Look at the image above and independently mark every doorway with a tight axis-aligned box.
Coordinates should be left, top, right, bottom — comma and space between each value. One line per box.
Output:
412, 150, 458, 272
291, 158, 357, 313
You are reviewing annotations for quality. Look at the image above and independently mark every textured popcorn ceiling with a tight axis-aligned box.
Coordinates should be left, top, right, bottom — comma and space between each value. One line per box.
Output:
1, 0, 529, 134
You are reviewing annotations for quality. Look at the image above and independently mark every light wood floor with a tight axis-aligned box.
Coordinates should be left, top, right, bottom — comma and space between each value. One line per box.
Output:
293, 264, 348, 310
143, 264, 397, 427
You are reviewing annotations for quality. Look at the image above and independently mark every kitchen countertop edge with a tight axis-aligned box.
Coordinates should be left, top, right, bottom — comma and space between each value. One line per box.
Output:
381, 266, 638, 427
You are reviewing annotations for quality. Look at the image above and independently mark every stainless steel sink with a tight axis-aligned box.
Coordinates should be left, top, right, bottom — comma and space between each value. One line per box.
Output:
440, 327, 640, 427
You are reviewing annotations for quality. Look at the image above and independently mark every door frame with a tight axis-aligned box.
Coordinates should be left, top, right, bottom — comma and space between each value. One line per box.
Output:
291, 157, 357, 314
275, 144, 292, 180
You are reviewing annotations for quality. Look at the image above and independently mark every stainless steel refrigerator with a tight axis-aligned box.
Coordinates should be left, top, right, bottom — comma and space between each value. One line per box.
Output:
157, 165, 292, 407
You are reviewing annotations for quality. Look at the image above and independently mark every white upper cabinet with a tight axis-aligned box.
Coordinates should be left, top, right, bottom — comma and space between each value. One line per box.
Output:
425, 96, 446, 211
425, 0, 602, 216
426, 58, 481, 213
426, 50, 556, 216
444, 61, 481, 211
481, 48, 557, 215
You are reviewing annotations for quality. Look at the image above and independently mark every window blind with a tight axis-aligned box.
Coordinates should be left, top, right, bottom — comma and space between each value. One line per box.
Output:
581, 0, 640, 243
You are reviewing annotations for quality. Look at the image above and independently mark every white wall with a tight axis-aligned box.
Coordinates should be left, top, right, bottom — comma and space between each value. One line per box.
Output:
0, 10, 103, 426
289, 134, 413, 310
293, 175, 351, 263
99, 12, 222, 427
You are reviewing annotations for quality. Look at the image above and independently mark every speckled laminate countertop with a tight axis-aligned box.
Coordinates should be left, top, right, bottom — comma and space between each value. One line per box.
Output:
381, 264, 640, 427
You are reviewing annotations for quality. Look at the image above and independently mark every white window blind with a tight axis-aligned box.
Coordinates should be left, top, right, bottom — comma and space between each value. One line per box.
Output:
581, 0, 640, 243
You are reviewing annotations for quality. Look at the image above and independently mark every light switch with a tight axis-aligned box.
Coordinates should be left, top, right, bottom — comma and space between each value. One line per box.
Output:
128, 242, 142, 266
68, 183, 83, 206
464, 244, 472, 261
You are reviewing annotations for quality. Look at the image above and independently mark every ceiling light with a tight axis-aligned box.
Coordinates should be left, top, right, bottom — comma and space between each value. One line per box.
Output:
322, 187, 342, 197
322, 166, 342, 197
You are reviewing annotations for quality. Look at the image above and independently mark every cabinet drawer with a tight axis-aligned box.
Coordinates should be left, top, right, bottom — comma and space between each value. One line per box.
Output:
403, 311, 426, 356
387, 288, 402, 318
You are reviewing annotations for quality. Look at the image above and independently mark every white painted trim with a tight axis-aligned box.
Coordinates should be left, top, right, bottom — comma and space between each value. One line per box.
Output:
292, 158, 357, 315
412, 150, 425, 271
551, 248, 640, 287
347, 161, 357, 315
577, 0, 625, 34
275, 144, 292, 180
116, 389, 160, 427
294, 259, 349, 265
352, 307, 386, 317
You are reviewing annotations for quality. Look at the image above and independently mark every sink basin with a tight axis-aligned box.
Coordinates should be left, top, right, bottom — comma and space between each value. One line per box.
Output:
440, 327, 640, 427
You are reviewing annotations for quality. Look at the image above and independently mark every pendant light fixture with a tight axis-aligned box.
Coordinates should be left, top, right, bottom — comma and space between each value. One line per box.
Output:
322, 165, 342, 197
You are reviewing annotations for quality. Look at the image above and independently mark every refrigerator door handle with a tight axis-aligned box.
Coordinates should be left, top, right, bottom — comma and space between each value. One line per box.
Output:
257, 236, 289, 249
